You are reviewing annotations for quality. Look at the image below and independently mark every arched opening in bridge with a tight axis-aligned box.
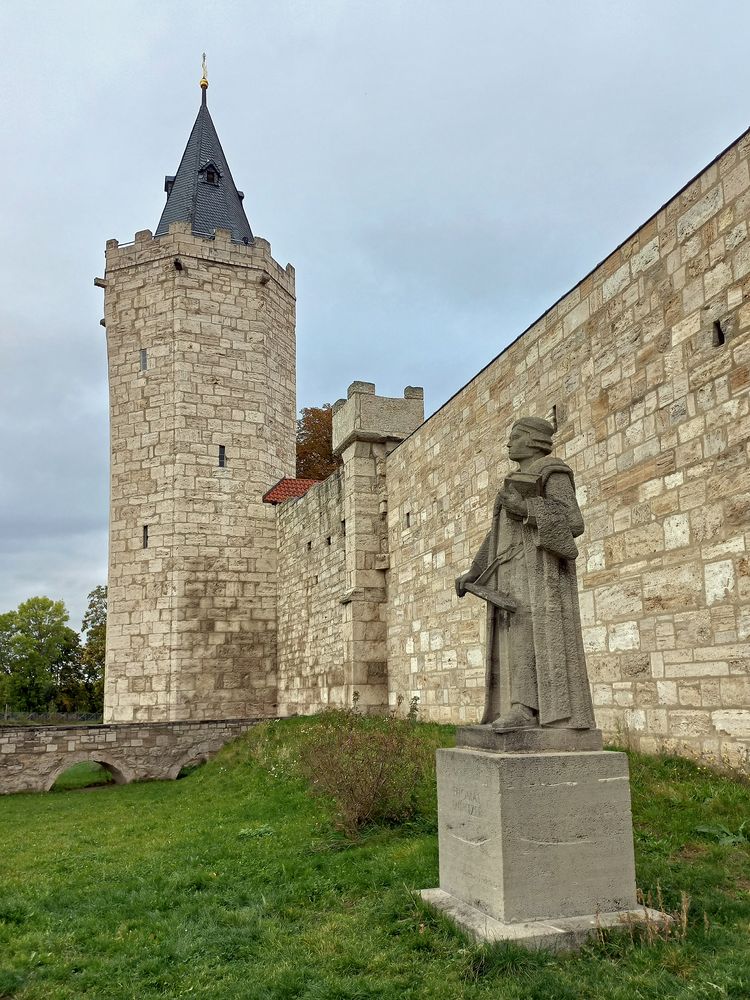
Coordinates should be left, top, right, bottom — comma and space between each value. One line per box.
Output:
175, 755, 208, 780
46, 756, 130, 793
51, 762, 115, 792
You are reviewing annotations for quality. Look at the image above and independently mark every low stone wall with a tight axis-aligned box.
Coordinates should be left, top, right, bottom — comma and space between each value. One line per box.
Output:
0, 718, 259, 795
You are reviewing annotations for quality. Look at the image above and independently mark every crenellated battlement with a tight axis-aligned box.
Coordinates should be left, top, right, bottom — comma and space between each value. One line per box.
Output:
332, 381, 424, 456
103, 222, 295, 297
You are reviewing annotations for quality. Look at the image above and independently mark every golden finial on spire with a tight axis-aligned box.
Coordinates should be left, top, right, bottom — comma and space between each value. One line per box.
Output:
200, 52, 208, 91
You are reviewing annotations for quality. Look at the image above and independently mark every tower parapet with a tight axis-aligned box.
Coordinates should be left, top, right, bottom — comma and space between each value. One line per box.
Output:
332, 382, 424, 455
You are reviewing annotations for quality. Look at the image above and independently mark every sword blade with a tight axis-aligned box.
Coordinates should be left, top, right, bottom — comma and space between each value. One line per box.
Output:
464, 581, 516, 613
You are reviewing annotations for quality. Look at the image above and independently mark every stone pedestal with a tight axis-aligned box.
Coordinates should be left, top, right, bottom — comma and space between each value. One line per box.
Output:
421, 732, 668, 950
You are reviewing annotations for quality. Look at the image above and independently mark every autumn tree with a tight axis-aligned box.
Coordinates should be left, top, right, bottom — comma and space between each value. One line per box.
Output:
296, 404, 340, 480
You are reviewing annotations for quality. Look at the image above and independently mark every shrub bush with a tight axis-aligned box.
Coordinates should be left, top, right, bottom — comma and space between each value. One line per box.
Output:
298, 697, 433, 837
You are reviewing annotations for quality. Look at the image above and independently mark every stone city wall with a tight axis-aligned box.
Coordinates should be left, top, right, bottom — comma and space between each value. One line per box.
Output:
276, 383, 424, 716
102, 222, 296, 724
276, 473, 348, 714
384, 128, 750, 762
0, 719, 258, 795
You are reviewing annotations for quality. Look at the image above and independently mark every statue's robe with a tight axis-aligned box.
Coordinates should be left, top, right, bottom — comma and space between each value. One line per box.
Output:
468, 455, 595, 729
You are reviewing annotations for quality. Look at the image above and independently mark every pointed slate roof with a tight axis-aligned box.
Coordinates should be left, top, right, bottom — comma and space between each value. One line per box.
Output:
155, 88, 254, 244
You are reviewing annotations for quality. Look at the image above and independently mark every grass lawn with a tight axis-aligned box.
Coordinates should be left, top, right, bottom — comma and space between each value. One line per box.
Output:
0, 718, 749, 999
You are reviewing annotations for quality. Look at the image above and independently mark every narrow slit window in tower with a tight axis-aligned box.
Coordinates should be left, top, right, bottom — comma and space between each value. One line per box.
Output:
142, 525, 149, 549
341, 519, 346, 536
140, 348, 148, 372
405, 511, 411, 528
307, 540, 312, 551
713, 320, 725, 347
326, 536, 332, 546
218, 445, 226, 468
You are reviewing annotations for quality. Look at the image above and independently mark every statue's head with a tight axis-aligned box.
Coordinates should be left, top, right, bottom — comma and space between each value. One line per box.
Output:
508, 417, 554, 462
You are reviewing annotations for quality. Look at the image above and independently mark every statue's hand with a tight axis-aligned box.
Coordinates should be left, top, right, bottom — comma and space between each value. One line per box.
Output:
455, 572, 472, 598
495, 486, 528, 520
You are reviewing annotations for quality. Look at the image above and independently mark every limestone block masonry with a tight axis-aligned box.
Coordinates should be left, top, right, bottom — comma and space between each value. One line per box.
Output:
0, 719, 258, 795
276, 472, 347, 713
102, 221, 295, 723
275, 383, 424, 714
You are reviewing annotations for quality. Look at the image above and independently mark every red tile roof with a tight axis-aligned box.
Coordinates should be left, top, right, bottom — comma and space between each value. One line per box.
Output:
262, 478, 320, 505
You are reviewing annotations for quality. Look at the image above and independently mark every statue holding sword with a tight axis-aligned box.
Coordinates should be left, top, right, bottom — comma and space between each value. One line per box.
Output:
455, 416, 595, 732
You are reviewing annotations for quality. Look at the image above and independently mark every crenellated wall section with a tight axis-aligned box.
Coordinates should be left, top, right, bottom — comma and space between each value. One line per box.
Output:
276, 383, 424, 715
83, 121, 750, 770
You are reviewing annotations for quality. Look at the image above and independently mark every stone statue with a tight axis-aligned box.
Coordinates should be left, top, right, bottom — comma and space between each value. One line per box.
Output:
456, 416, 595, 731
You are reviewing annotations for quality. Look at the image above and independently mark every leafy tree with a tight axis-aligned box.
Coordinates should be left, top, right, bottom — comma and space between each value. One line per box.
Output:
51, 629, 87, 712
0, 598, 74, 711
80, 585, 106, 713
0, 611, 17, 696
0, 610, 31, 711
0, 670, 9, 713
0, 596, 105, 713
295, 404, 340, 480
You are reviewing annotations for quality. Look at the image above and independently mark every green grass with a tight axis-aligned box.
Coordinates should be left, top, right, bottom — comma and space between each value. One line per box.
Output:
0, 718, 748, 999
51, 762, 115, 792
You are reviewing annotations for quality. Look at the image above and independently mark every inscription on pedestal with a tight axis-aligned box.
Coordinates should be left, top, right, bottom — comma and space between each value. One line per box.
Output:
452, 786, 482, 817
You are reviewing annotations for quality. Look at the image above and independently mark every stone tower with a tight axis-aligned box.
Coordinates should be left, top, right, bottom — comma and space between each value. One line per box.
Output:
100, 77, 296, 723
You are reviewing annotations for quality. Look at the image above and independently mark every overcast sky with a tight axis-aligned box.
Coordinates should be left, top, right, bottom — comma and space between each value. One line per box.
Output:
2, 0, 750, 629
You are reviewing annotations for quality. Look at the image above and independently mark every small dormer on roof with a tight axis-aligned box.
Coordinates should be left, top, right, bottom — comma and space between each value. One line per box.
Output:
155, 68, 254, 245
199, 160, 222, 185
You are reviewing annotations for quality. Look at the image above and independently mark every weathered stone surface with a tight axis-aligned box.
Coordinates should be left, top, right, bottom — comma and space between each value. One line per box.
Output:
0, 719, 257, 795
277, 386, 423, 715
420, 889, 670, 951
434, 747, 638, 924
454, 417, 596, 732
455, 726, 604, 753
276, 474, 348, 713
332, 382, 424, 455
102, 224, 295, 723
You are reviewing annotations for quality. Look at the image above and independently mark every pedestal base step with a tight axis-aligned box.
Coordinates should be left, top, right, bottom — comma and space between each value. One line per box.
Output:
420, 888, 670, 952
455, 726, 604, 753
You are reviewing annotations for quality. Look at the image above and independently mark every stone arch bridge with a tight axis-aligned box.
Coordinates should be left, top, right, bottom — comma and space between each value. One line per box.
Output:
0, 719, 259, 795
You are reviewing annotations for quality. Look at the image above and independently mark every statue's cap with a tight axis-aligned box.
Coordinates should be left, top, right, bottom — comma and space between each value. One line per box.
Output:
512, 416, 554, 453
